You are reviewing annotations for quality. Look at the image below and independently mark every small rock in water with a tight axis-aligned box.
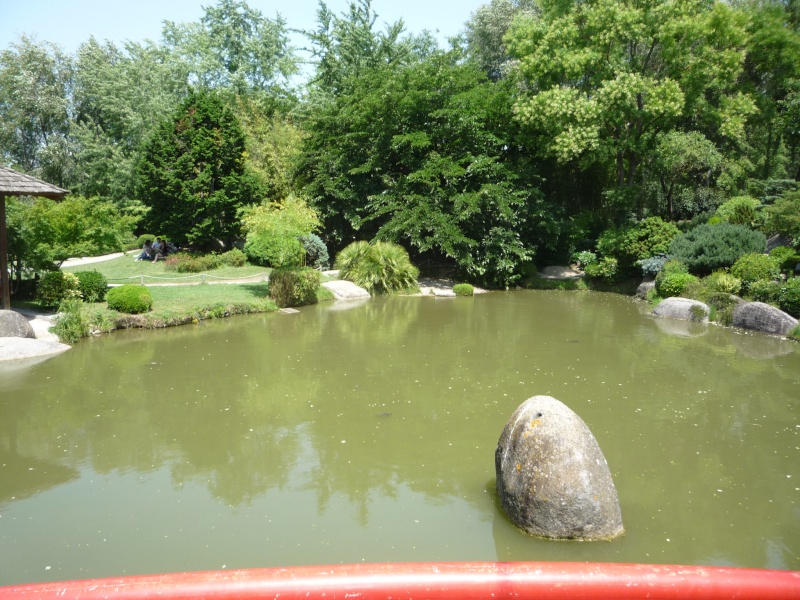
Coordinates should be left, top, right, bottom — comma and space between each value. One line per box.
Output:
376, 412, 392, 418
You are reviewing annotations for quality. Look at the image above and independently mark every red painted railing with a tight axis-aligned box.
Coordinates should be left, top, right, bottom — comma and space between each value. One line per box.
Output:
1, 562, 798, 599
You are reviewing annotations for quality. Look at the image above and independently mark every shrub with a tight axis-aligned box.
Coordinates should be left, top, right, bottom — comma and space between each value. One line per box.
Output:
52, 298, 90, 344
769, 246, 800, 273
779, 277, 800, 318
596, 217, 680, 271
704, 270, 741, 295
37, 271, 81, 308
730, 253, 779, 293
453, 283, 474, 296
583, 257, 619, 282
668, 223, 767, 274
219, 248, 246, 267
572, 250, 597, 270
661, 259, 689, 275
268, 267, 320, 308
107, 284, 153, 314
243, 236, 273, 267
300, 234, 329, 270
335, 241, 419, 295
748, 280, 782, 304
163, 252, 221, 273
135, 234, 155, 247
636, 254, 670, 277
74, 270, 108, 303
714, 195, 760, 226
703, 292, 739, 325
656, 272, 698, 298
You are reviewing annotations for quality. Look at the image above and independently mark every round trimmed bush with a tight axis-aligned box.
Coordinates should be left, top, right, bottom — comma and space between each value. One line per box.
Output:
453, 283, 474, 296
769, 246, 800, 273
730, 253, 779, 293
74, 270, 109, 303
106, 284, 153, 314
219, 248, 246, 267
704, 270, 741, 295
656, 272, 698, 298
268, 267, 320, 307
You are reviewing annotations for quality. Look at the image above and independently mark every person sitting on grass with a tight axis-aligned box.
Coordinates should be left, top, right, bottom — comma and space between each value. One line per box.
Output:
136, 239, 153, 261
152, 237, 168, 262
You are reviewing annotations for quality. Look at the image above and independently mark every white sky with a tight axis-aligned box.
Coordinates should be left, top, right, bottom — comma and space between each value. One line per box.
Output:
0, 0, 486, 56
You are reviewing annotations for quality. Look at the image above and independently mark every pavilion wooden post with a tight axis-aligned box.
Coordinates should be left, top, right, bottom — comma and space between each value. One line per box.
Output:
0, 193, 10, 310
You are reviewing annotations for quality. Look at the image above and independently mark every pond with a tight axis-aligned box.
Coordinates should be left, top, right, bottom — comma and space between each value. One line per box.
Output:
1, 290, 798, 585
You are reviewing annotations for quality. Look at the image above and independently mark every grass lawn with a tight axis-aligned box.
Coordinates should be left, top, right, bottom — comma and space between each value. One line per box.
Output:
62, 253, 271, 285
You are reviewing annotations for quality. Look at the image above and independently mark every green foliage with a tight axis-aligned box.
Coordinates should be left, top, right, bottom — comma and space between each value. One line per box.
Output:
52, 299, 90, 344
164, 253, 222, 273
597, 217, 680, 271
572, 251, 597, 269
219, 248, 247, 267
778, 277, 800, 318
656, 272, 699, 298
74, 270, 109, 302
730, 253, 780, 293
135, 234, 155, 247
583, 257, 619, 282
300, 234, 329, 269
705, 271, 741, 296
136, 89, 262, 246
106, 284, 153, 314
714, 196, 761, 227
37, 271, 81, 308
769, 246, 798, 273
765, 191, 800, 242
636, 254, 669, 277
299, 49, 561, 289
453, 283, 475, 296
668, 223, 767, 275
241, 195, 321, 267
268, 267, 320, 308
335, 241, 419, 295
748, 280, 782, 304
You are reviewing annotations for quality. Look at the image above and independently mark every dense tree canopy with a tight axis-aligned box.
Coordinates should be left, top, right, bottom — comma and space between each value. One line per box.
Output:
3, 0, 800, 286
136, 89, 262, 246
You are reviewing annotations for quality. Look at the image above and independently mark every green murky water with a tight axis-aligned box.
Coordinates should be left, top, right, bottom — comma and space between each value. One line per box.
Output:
1, 291, 798, 585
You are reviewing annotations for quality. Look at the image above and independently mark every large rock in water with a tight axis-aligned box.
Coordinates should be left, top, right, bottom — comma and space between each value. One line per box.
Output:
732, 301, 798, 336
496, 396, 623, 540
0, 310, 36, 339
652, 297, 709, 322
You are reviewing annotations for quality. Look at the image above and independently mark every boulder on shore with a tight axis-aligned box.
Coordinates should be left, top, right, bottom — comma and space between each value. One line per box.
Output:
652, 297, 709, 322
495, 396, 623, 540
0, 310, 36, 339
732, 301, 798, 336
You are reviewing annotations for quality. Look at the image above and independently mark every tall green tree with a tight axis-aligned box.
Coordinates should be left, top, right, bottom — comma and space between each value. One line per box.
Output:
136, 89, 262, 246
464, 0, 538, 80
162, 0, 298, 100
506, 0, 754, 216
0, 36, 75, 187
300, 50, 562, 287
71, 37, 190, 207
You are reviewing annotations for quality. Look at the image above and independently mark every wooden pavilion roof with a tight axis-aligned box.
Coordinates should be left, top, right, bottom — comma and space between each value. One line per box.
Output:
0, 166, 68, 199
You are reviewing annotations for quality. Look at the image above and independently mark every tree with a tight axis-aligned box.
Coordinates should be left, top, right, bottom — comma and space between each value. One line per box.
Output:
136, 89, 262, 246
6, 195, 137, 291
0, 35, 75, 187
299, 50, 563, 287
303, 0, 436, 97
649, 131, 723, 220
506, 0, 754, 215
241, 195, 321, 267
71, 37, 190, 207
464, 0, 538, 80
162, 0, 298, 99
